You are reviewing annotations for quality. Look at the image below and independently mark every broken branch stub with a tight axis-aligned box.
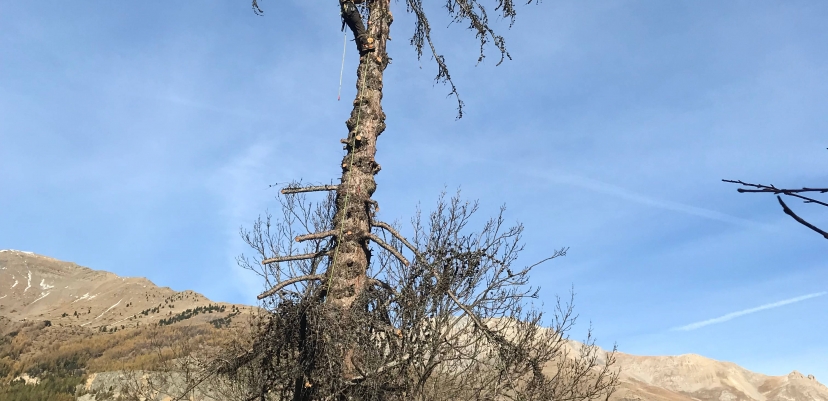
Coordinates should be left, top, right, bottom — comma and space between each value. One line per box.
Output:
281, 185, 339, 195
261, 250, 329, 265
257, 274, 325, 300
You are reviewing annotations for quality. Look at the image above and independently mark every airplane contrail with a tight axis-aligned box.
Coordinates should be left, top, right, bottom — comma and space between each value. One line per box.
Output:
673, 291, 827, 331
527, 169, 769, 230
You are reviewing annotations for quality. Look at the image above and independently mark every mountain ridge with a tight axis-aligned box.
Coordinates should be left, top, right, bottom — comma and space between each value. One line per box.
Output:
0, 249, 250, 331
1, 250, 825, 401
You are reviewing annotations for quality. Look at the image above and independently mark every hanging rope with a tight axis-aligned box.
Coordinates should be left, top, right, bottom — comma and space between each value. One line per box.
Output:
327, 57, 369, 302
337, 32, 348, 101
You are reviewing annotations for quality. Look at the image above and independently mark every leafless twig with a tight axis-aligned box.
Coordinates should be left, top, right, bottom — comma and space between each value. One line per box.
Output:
724, 178, 828, 240
777, 196, 828, 239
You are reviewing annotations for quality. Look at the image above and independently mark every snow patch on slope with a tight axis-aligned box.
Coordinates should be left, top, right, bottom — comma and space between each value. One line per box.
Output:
0, 250, 33, 254
24, 271, 31, 292
72, 292, 98, 303
39, 279, 54, 290
30, 292, 50, 305
94, 299, 122, 320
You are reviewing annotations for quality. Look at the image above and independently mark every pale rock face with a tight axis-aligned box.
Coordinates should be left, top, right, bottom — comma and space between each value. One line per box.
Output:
77, 371, 220, 401
13, 373, 40, 385
610, 353, 828, 401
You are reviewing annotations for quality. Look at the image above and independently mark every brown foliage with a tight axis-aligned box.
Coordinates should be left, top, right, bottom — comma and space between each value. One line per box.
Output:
0, 318, 230, 382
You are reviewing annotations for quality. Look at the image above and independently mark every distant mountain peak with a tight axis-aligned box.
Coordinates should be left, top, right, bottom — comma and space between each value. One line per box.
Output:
0, 250, 232, 330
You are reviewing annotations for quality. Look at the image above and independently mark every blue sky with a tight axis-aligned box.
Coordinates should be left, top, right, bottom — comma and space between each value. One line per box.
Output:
2, 0, 826, 381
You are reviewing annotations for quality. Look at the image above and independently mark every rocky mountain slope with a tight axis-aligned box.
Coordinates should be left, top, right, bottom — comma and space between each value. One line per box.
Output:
1, 250, 826, 401
0, 250, 253, 400
611, 352, 827, 401
0, 249, 252, 331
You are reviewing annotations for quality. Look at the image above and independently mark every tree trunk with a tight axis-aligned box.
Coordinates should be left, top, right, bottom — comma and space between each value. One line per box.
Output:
327, 0, 392, 382
328, 0, 391, 313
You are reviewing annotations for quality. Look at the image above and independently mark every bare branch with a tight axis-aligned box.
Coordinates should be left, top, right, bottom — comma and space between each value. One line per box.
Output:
251, 0, 264, 16
226, 184, 615, 400
348, 354, 412, 383
524, 247, 568, 271
777, 196, 828, 239
373, 221, 418, 255
724, 179, 828, 207
724, 179, 828, 194
367, 277, 396, 294
261, 250, 329, 265
257, 274, 325, 300
295, 230, 337, 243
724, 179, 828, 239
367, 232, 410, 266
281, 185, 339, 195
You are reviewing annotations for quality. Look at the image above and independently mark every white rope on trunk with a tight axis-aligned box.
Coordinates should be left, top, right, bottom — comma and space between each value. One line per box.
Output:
337, 32, 348, 101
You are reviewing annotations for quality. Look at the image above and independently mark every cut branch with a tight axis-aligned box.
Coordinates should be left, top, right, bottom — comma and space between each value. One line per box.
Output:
262, 250, 329, 265
777, 196, 828, 239
373, 221, 418, 254
258, 274, 325, 300
281, 185, 339, 195
367, 233, 410, 266
295, 230, 337, 243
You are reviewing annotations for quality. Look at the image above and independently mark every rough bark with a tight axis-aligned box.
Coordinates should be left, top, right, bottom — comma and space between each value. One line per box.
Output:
327, 0, 393, 383
328, 0, 391, 310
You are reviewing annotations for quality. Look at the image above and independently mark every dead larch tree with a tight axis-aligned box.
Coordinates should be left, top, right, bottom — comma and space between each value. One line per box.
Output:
213, 1, 619, 400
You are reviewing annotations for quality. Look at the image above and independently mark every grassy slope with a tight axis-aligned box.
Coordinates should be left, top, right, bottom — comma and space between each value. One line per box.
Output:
0, 308, 250, 400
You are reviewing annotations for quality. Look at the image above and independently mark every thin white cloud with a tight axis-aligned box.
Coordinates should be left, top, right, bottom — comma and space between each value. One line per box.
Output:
209, 140, 280, 302
526, 169, 770, 230
152, 94, 270, 121
673, 292, 827, 331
